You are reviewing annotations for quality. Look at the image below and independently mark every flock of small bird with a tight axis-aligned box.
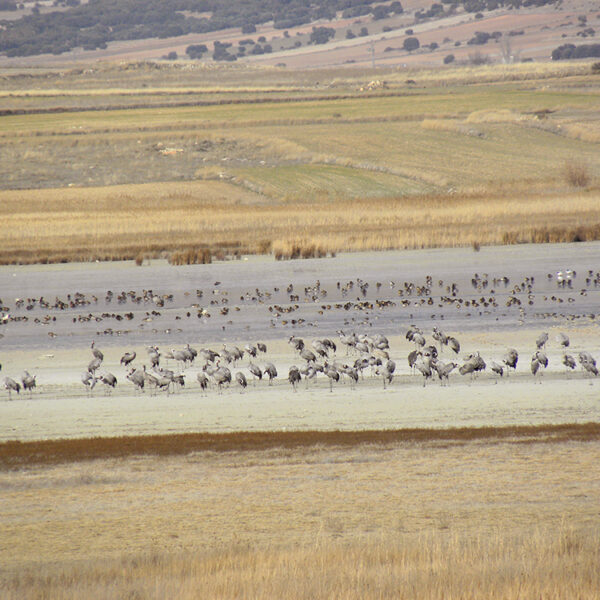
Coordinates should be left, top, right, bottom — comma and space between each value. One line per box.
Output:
2, 323, 597, 400
2, 266, 599, 399
2, 268, 600, 341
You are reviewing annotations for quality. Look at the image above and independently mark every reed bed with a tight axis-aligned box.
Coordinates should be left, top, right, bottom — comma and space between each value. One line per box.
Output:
168, 248, 212, 265
0, 185, 598, 264
3, 526, 599, 600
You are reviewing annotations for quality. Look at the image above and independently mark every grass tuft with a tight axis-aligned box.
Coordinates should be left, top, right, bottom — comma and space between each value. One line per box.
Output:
168, 248, 212, 265
564, 160, 591, 188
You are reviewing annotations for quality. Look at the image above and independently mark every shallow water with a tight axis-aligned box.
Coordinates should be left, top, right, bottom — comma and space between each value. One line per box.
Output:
1, 243, 599, 441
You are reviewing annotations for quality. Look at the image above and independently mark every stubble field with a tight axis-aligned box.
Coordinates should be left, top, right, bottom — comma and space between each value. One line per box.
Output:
1, 62, 600, 264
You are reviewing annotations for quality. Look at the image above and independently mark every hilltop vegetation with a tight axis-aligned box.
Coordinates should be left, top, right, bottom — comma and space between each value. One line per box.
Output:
0, 0, 558, 57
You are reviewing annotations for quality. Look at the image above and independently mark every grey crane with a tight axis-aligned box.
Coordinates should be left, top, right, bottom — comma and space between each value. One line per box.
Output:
490, 361, 504, 381
415, 358, 433, 387
185, 344, 198, 363
377, 359, 395, 389
235, 371, 248, 392
579, 352, 598, 377
343, 366, 359, 389
435, 361, 457, 386
231, 346, 244, 364
300, 364, 318, 388
531, 351, 548, 383
197, 372, 209, 394
263, 362, 278, 385
448, 336, 460, 354
248, 362, 262, 384
245, 343, 258, 358
87, 356, 102, 374
412, 333, 426, 348
337, 330, 357, 354
372, 334, 389, 351
172, 373, 185, 391
288, 336, 304, 352
213, 366, 232, 393
556, 333, 570, 348
91, 341, 104, 362
144, 369, 171, 394
120, 351, 136, 367
405, 325, 423, 343
324, 363, 340, 392
355, 340, 370, 354
432, 326, 448, 351
126, 368, 145, 392
288, 366, 301, 391
312, 340, 329, 358
171, 348, 191, 369
147, 346, 160, 368
562, 354, 577, 375
257, 342, 267, 354
98, 371, 117, 392
536, 332, 549, 350
81, 371, 97, 395
407, 349, 420, 373
300, 347, 317, 363
423, 345, 438, 360
459, 353, 486, 381
4, 376, 20, 400
503, 348, 519, 376
21, 371, 36, 397
200, 348, 220, 363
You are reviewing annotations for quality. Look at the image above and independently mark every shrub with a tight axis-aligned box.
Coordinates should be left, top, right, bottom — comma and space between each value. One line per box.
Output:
168, 248, 212, 266
310, 26, 335, 45
444, 53, 455, 64
469, 51, 491, 65
564, 160, 590, 188
403, 37, 420, 52
186, 44, 207, 58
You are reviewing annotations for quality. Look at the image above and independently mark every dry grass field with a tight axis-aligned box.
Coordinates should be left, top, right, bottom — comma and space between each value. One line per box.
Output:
1, 426, 599, 598
0, 61, 599, 264
1, 183, 598, 264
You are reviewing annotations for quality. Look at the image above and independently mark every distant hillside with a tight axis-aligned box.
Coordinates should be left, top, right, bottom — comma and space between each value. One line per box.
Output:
0, 0, 556, 58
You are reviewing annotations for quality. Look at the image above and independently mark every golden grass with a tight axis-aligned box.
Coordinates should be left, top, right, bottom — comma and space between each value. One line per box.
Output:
563, 160, 592, 188
1, 184, 599, 264
1, 428, 599, 598
168, 247, 212, 265
387, 61, 593, 86
4, 527, 599, 599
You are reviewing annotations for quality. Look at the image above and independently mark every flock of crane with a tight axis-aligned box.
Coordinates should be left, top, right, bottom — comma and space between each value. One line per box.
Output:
2, 324, 598, 400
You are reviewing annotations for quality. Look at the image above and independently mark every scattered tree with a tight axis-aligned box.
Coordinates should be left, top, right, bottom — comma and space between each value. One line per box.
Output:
310, 26, 335, 44
403, 36, 420, 52
186, 44, 208, 59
